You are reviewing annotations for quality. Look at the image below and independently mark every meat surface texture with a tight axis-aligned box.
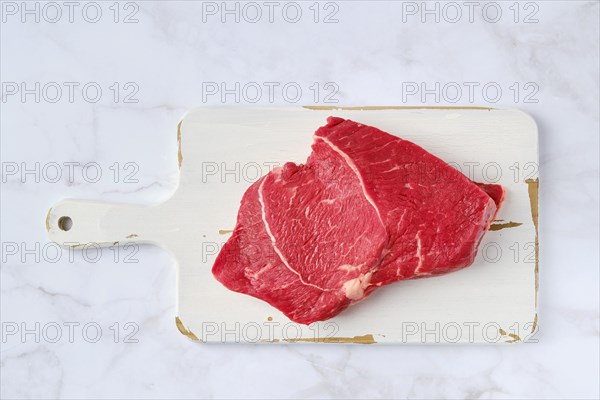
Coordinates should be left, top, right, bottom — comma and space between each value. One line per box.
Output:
212, 117, 504, 324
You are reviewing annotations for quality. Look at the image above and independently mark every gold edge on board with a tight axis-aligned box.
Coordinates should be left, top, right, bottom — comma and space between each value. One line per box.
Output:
285, 334, 376, 344
303, 106, 495, 111
526, 178, 539, 333
531, 313, 538, 334
175, 316, 199, 341
45, 208, 52, 232
177, 120, 183, 169
498, 327, 522, 343
489, 221, 523, 231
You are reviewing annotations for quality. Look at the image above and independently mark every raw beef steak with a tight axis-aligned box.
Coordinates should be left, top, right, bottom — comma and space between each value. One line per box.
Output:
212, 117, 504, 324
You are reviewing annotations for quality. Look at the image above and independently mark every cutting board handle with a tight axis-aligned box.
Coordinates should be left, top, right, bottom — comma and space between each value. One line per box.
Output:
46, 199, 155, 247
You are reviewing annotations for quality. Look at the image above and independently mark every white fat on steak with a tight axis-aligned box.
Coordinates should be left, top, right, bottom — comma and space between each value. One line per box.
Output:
342, 272, 372, 300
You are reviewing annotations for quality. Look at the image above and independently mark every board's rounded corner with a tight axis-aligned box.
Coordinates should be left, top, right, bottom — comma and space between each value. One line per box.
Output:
176, 108, 193, 126
508, 108, 539, 140
530, 312, 539, 336
175, 316, 200, 341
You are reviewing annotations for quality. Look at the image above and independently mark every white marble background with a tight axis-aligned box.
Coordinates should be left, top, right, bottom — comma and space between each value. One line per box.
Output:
1, 1, 598, 398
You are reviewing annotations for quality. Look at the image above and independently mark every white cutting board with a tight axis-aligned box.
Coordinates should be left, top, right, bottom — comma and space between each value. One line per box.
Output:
46, 107, 539, 344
